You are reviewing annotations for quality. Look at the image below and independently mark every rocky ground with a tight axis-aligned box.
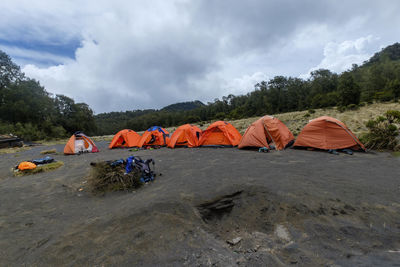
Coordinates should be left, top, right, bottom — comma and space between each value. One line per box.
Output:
1, 141, 400, 266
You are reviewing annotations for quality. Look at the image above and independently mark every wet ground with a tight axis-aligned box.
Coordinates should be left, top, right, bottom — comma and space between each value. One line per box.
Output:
1, 141, 400, 266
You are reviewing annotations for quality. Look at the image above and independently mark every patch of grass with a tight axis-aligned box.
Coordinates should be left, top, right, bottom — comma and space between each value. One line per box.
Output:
0, 146, 31, 155
87, 162, 142, 195
222, 102, 400, 137
37, 139, 68, 146
40, 149, 57, 154
14, 161, 64, 176
392, 151, 400, 157
91, 135, 113, 142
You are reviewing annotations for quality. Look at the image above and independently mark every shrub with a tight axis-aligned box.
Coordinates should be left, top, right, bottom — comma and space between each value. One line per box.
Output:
337, 106, 346, 113
360, 110, 400, 150
87, 162, 142, 195
308, 109, 316, 114
214, 112, 226, 120
375, 91, 394, 102
346, 104, 359, 110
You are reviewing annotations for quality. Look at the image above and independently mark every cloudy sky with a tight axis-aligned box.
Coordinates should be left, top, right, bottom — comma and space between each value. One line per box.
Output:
1, 0, 399, 113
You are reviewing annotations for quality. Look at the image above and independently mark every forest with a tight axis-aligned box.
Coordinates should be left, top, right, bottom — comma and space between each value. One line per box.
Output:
1, 43, 400, 140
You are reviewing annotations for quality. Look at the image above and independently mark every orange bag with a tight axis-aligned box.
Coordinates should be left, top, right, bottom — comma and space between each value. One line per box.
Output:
18, 161, 37, 170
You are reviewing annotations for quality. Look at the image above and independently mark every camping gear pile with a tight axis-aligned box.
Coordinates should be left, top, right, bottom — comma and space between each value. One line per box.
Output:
88, 156, 157, 194
14, 156, 61, 176
15, 156, 55, 171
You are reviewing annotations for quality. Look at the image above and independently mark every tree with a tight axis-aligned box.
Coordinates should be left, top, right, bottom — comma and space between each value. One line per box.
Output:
0, 50, 25, 89
338, 72, 361, 106
385, 79, 400, 99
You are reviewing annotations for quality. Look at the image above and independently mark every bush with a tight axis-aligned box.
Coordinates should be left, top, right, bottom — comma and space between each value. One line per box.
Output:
308, 109, 316, 114
337, 106, 346, 113
360, 110, 400, 150
185, 115, 201, 124
214, 112, 226, 120
87, 162, 142, 195
375, 91, 394, 102
346, 104, 359, 110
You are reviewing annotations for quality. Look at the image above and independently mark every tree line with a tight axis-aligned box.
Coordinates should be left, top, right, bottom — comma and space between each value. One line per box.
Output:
1, 43, 400, 140
0, 51, 96, 140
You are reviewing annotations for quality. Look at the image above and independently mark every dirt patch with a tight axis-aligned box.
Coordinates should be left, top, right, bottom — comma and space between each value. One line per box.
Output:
1, 143, 400, 265
196, 187, 400, 265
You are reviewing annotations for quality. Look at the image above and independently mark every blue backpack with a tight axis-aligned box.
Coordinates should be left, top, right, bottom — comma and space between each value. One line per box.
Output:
125, 156, 155, 183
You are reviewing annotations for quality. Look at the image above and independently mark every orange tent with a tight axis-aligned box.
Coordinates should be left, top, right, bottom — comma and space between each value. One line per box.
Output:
239, 115, 294, 150
198, 121, 242, 147
109, 129, 141, 149
137, 126, 170, 147
168, 124, 202, 148
64, 132, 99, 155
294, 116, 365, 151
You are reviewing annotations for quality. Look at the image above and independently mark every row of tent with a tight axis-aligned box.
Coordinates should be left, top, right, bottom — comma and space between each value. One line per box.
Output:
64, 116, 365, 154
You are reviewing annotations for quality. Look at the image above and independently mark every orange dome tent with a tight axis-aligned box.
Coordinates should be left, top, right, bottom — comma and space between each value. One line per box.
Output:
109, 129, 141, 149
239, 115, 294, 150
294, 116, 365, 151
137, 126, 170, 147
198, 121, 242, 147
64, 132, 99, 155
168, 124, 202, 148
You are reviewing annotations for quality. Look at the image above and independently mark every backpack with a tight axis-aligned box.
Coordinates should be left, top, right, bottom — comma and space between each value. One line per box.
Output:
125, 156, 156, 183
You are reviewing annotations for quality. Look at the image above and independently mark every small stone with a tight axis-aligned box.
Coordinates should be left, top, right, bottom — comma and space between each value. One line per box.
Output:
227, 237, 242, 245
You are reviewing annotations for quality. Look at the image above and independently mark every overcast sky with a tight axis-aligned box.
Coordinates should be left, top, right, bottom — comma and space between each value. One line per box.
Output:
1, 0, 399, 113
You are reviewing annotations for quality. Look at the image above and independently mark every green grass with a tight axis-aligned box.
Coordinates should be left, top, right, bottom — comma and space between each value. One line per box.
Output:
0, 146, 31, 155
14, 161, 64, 176
392, 151, 400, 157
40, 149, 57, 154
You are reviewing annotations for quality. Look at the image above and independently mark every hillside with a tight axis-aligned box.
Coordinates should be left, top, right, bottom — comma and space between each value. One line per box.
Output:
161, 100, 205, 112
161, 101, 400, 137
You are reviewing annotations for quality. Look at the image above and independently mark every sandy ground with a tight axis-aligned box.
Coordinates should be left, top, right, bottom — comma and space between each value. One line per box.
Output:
1, 141, 400, 266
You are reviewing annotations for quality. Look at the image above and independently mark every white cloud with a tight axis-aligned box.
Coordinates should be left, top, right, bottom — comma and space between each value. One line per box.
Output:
1, 0, 399, 112
225, 72, 268, 96
301, 35, 380, 78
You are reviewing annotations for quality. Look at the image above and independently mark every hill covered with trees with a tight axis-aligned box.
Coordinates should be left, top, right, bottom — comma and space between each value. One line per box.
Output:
1, 43, 400, 140
161, 100, 205, 112
0, 51, 96, 140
